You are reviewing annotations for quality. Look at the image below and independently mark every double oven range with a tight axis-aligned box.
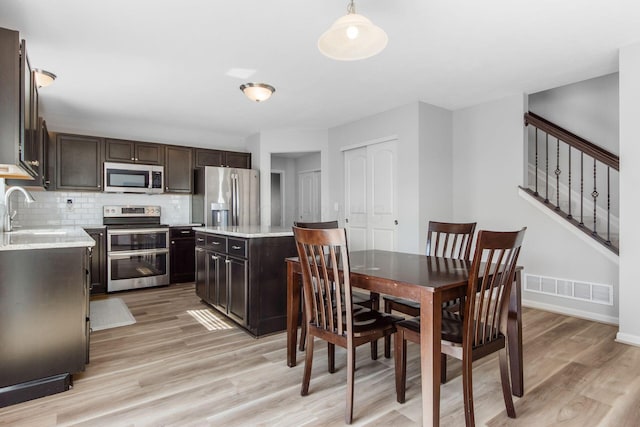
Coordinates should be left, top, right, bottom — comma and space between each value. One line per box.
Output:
104, 205, 170, 292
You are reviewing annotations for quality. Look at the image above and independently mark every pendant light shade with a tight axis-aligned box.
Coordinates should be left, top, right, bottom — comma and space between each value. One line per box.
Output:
33, 69, 57, 88
240, 83, 275, 102
318, 0, 388, 61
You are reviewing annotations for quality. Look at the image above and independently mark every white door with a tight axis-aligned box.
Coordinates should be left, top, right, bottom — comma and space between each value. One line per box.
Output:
298, 170, 321, 222
344, 139, 398, 251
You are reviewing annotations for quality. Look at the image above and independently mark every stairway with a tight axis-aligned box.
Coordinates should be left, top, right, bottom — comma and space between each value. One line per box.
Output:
523, 112, 619, 255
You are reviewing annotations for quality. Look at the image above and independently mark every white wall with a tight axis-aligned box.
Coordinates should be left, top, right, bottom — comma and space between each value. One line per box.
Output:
529, 73, 619, 154
271, 155, 297, 227
452, 94, 619, 323
418, 102, 454, 252
249, 129, 328, 226
327, 102, 454, 254
618, 42, 640, 345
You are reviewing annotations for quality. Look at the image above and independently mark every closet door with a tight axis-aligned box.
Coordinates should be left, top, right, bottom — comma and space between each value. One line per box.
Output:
344, 139, 398, 251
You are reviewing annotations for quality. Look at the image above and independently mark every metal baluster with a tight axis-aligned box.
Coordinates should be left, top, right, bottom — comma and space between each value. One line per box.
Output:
592, 159, 598, 235
580, 152, 584, 227
607, 167, 611, 245
555, 138, 561, 210
534, 128, 539, 196
567, 146, 572, 219
545, 133, 549, 203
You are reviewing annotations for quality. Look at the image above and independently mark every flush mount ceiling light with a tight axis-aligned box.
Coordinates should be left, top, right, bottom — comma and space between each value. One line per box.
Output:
318, 0, 388, 61
240, 83, 275, 102
33, 69, 57, 88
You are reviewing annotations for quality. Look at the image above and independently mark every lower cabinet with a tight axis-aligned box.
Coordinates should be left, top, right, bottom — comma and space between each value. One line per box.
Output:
169, 226, 195, 283
84, 227, 106, 295
0, 246, 90, 407
195, 231, 295, 336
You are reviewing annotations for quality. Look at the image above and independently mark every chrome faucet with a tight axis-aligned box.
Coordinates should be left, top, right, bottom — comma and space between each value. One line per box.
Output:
4, 186, 35, 232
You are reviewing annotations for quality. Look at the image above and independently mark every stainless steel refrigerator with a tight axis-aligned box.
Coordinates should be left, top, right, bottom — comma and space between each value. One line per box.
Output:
192, 166, 260, 227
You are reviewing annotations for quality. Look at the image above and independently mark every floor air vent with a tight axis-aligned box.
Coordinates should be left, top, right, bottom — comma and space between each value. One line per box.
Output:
525, 274, 613, 306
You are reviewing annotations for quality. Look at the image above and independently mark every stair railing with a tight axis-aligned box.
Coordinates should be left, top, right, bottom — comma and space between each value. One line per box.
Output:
523, 112, 619, 254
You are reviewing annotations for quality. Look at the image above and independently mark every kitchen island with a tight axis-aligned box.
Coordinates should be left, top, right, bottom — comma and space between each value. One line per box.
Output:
193, 226, 295, 337
0, 227, 94, 407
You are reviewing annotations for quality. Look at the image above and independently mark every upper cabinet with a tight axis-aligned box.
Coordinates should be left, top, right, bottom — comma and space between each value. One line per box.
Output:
0, 27, 40, 179
105, 139, 164, 165
54, 133, 104, 191
165, 145, 193, 193
195, 148, 251, 169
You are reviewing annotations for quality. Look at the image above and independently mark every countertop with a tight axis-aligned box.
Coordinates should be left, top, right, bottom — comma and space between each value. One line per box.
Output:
0, 227, 96, 251
193, 225, 293, 238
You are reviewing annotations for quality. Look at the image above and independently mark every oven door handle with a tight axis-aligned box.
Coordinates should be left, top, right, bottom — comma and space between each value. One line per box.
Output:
107, 228, 169, 235
107, 248, 170, 258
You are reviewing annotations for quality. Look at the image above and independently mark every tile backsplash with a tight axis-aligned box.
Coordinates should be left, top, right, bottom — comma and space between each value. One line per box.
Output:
8, 190, 192, 228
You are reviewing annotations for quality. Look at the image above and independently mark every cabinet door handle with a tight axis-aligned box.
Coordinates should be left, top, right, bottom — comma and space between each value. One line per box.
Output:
26, 160, 40, 167
197, 238, 205, 242
211, 255, 219, 260
212, 241, 221, 245
171, 240, 175, 244
180, 230, 191, 234
231, 245, 241, 250
225, 259, 231, 264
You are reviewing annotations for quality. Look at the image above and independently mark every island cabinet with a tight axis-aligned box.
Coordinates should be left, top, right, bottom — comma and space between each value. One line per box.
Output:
105, 138, 164, 165
195, 229, 296, 337
0, 243, 91, 407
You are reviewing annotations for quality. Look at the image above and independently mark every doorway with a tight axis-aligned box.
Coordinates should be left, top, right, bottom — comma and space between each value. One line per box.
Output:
270, 171, 284, 227
298, 170, 321, 222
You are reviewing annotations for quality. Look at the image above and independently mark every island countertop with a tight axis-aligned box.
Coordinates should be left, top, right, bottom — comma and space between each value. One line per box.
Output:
193, 225, 293, 238
0, 227, 96, 251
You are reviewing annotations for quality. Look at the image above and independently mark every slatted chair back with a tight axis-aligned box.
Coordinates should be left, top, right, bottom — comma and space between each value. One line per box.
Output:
293, 226, 352, 338
427, 221, 477, 260
464, 228, 526, 350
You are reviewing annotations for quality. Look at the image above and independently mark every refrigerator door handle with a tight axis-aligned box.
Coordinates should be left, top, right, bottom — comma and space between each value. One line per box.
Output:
232, 173, 239, 225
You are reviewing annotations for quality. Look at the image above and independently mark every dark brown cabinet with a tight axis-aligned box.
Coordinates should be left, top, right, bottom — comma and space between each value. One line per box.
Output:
54, 133, 104, 191
195, 148, 251, 169
84, 228, 106, 295
105, 139, 164, 165
0, 245, 90, 407
0, 28, 40, 179
165, 145, 193, 193
195, 231, 296, 336
6, 117, 50, 188
170, 226, 195, 284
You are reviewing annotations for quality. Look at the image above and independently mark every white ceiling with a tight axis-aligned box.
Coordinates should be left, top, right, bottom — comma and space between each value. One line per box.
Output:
1, 0, 639, 149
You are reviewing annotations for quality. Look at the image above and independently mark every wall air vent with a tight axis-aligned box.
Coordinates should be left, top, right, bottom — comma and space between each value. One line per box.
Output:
525, 274, 613, 306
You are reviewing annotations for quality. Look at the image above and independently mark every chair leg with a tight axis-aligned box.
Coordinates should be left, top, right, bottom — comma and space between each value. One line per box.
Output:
441, 354, 447, 384
328, 342, 336, 373
301, 334, 314, 396
345, 345, 356, 424
499, 349, 516, 418
370, 340, 378, 360
299, 313, 307, 351
461, 353, 475, 427
394, 329, 407, 404
384, 299, 392, 358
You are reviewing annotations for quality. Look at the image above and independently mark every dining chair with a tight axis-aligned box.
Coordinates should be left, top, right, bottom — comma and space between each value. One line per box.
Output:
383, 220, 477, 362
394, 228, 526, 427
294, 220, 381, 359
292, 226, 399, 424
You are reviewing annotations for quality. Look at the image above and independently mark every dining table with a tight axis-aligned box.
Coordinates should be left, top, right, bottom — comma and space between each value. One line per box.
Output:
285, 249, 524, 427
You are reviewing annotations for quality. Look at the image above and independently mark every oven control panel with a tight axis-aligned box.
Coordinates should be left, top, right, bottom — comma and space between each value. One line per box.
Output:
103, 205, 161, 218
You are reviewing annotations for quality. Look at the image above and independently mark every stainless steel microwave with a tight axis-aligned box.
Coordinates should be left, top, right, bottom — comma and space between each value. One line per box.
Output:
104, 162, 164, 194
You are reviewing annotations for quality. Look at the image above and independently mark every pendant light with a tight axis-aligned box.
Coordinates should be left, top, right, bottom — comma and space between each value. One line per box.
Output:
240, 83, 276, 102
318, 0, 388, 61
33, 69, 57, 88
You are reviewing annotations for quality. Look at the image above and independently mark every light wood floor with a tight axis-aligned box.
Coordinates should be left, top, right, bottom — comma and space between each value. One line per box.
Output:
1, 283, 639, 426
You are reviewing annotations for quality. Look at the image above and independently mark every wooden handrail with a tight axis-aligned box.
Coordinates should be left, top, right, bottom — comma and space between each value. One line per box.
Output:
524, 112, 619, 170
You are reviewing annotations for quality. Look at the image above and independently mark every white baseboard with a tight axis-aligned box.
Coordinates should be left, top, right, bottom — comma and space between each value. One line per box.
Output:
522, 298, 619, 325
615, 332, 640, 347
